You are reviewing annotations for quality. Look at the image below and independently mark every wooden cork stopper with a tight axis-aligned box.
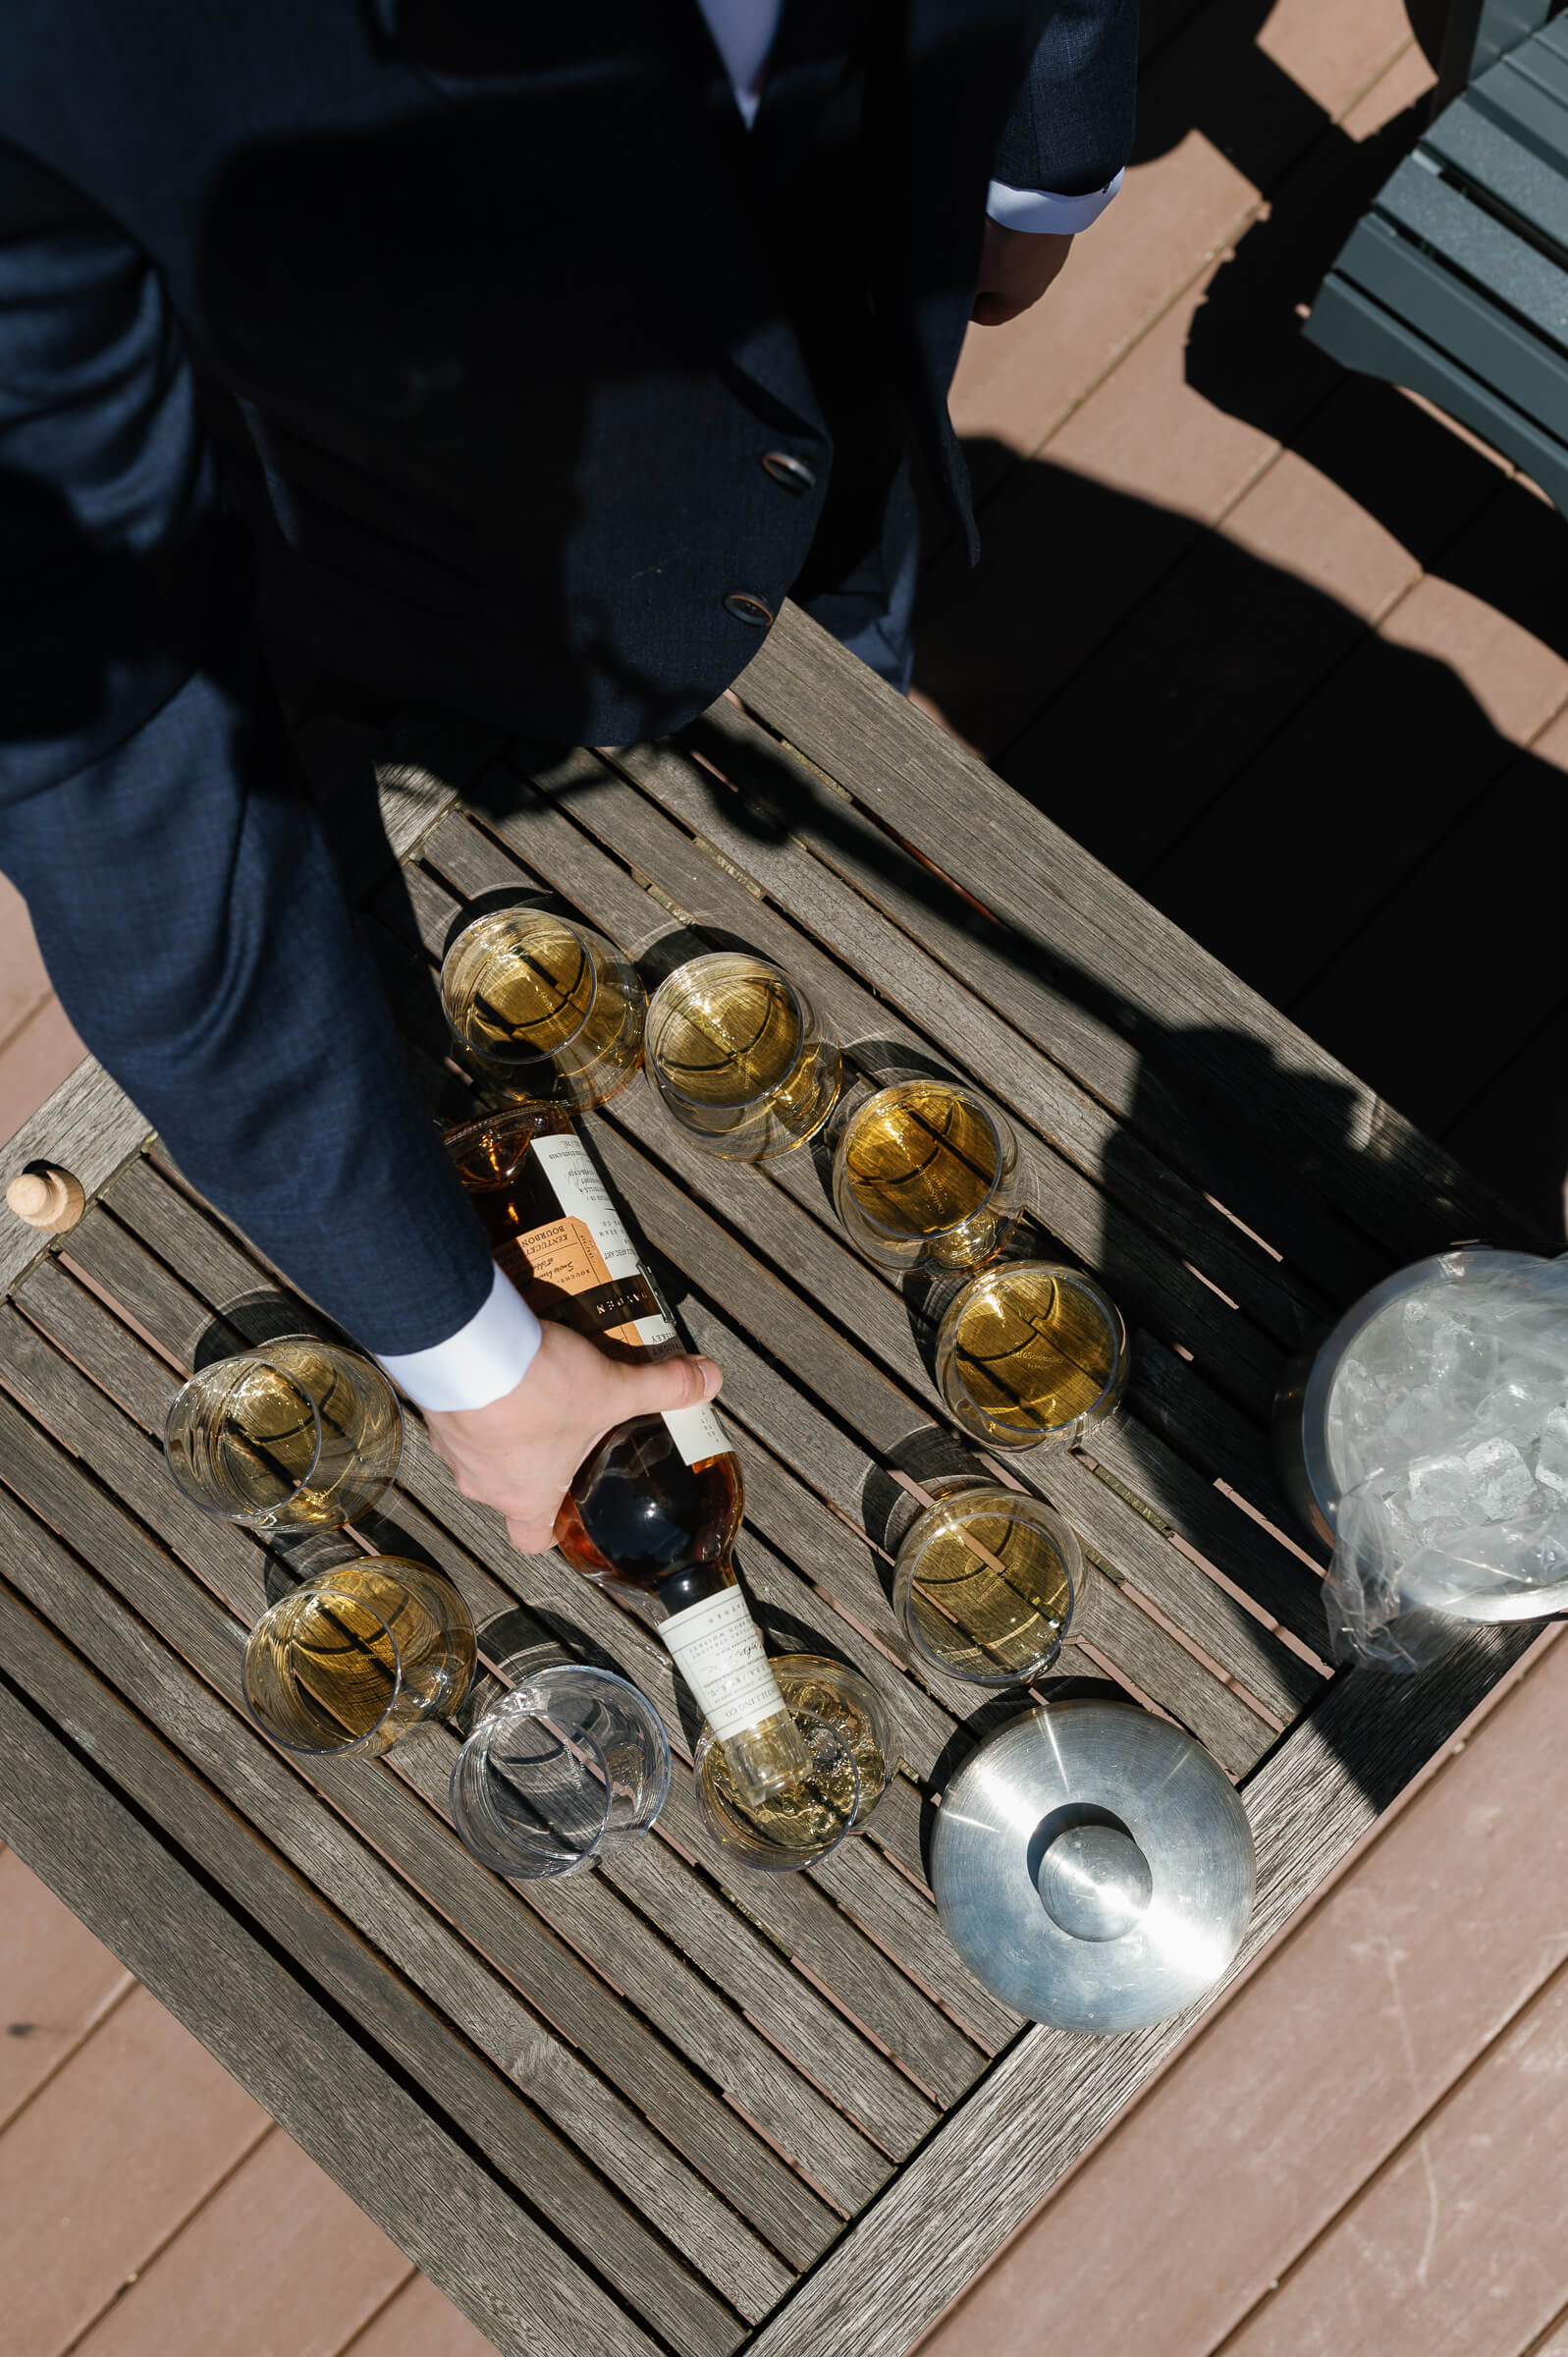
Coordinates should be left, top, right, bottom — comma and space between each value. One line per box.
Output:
6, 1165, 85, 1235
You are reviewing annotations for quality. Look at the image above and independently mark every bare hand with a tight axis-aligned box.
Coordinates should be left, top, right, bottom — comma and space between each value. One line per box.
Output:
424, 1320, 723, 1555
971, 224, 1074, 327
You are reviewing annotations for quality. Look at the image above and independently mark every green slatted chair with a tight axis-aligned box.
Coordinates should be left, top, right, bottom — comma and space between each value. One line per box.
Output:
1306, 0, 1568, 512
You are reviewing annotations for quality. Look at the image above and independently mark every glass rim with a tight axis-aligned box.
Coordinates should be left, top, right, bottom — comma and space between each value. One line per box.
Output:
895, 1482, 1079, 1687
939, 1259, 1127, 1443
443, 1098, 566, 1168
645, 952, 812, 1115
440, 905, 602, 1063
243, 1574, 407, 1757
164, 1349, 326, 1525
835, 1079, 1011, 1244
693, 1703, 861, 1865
453, 1687, 619, 1876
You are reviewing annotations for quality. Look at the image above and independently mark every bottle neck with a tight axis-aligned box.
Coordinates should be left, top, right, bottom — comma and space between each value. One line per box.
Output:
655, 1552, 736, 1618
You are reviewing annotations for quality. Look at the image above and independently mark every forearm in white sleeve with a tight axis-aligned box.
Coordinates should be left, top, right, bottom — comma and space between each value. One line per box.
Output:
377, 1265, 543, 1412
986, 171, 1124, 235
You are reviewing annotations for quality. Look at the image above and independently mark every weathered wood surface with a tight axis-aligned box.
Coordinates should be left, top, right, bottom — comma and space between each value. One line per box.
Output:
0, 598, 1533, 2357
0, 1639, 665, 2357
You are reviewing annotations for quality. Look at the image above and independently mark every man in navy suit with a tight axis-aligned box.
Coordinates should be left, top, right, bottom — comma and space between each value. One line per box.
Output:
0, 1, 1135, 1540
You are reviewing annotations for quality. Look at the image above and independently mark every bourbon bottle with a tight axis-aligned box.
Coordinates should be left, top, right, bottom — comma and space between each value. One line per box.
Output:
446, 1104, 808, 1807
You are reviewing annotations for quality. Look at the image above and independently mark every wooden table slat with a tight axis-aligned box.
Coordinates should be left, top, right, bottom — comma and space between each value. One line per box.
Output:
92, 1164, 1007, 2077
0, 1529, 762, 2349
487, 757, 1286, 1428
677, 698, 1387, 1310
78, 1162, 996, 2106
406, 787, 1325, 1650
605, 733, 1320, 1350
734, 609, 1544, 1264
0, 1630, 668, 2357
0, 1362, 843, 2271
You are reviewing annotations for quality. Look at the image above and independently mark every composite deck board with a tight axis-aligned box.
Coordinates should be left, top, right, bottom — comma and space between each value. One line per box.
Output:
0, 1842, 134, 2136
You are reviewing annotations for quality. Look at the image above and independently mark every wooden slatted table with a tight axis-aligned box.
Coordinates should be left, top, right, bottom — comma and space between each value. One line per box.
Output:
0, 604, 1549, 2357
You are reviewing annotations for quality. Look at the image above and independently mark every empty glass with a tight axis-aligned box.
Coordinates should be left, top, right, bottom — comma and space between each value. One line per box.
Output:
450, 1664, 671, 1879
644, 952, 840, 1160
833, 1078, 1023, 1275
441, 906, 646, 1112
936, 1260, 1128, 1452
164, 1336, 403, 1530
243, 1559, 477, 1759
893, 1479, 1079, 1685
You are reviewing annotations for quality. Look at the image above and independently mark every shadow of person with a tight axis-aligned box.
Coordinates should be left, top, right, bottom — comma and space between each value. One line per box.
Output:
909, 430, 1568, 1238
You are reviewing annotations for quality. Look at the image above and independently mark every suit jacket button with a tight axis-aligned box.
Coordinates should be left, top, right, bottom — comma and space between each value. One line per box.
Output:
761, 451, 818, 493
724, 593, 776, 627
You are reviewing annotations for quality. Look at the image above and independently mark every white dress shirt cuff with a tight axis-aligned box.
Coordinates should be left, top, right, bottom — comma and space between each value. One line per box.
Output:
985, 171, 1125, 236
376, 1265, 542, 1413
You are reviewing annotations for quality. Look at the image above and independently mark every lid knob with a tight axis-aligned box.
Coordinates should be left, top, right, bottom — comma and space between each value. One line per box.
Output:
1037, 1821, 1153, 1943
5, 1165, 85, 1234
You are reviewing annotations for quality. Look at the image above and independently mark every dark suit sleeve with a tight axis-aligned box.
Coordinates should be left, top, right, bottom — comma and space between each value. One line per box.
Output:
0, 146, 494, 1356
991, 0, 1139, 198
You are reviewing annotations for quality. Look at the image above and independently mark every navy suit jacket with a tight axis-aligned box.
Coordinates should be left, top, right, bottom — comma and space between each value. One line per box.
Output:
0, 0, 1135, 1357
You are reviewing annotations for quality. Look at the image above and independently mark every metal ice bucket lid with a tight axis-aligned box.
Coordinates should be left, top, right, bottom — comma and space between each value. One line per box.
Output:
930, 1700, 1255, 2033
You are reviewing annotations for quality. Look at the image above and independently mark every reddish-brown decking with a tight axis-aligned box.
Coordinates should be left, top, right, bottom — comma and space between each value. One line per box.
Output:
918, 1625, 1568, 2357
0, 1849, 491, 2356
4, 0, 1568, 2348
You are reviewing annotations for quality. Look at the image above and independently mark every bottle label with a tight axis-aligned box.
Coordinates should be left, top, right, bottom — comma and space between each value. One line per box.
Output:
504, 1130, 730, 1471
662, 1585, 788, 1741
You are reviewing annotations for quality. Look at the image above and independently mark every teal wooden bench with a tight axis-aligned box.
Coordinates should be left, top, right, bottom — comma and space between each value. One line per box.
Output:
1307, 0, 1568, 512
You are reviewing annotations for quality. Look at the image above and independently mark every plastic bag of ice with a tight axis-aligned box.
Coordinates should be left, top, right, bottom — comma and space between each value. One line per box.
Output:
1320, 1249, 1568, 1669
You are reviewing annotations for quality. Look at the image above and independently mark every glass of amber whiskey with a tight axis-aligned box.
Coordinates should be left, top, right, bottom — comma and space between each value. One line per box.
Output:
644, 952, 841, 1161
441, 905, 646, 1112
164, 1336, 403, 1531
243, 1558, 476, 1760
936, 1260, 1129, 1453
693, 1654, 892, 1871
893, 1477, 1079, 1686
833, 1077, 1024, 1275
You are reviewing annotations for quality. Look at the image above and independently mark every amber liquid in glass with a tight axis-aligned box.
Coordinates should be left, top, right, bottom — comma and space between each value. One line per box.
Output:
952, 1272, 1116, 1433
842, 1082, 1000, 1237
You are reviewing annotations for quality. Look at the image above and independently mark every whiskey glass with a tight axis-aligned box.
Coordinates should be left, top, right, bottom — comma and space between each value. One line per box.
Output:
441, 906, 646, 1112
936, 1261, 1129, 1452
164, 1336, 403, 1531
693, 1706, 860, 1873
450, 1663, 671, 1880
766, 1653, 894, 1826
644, 952, 841, 1161
893, 1478, 1079, 1685
243, 1559, 477, 1760
833, 1078, 1023, 1276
